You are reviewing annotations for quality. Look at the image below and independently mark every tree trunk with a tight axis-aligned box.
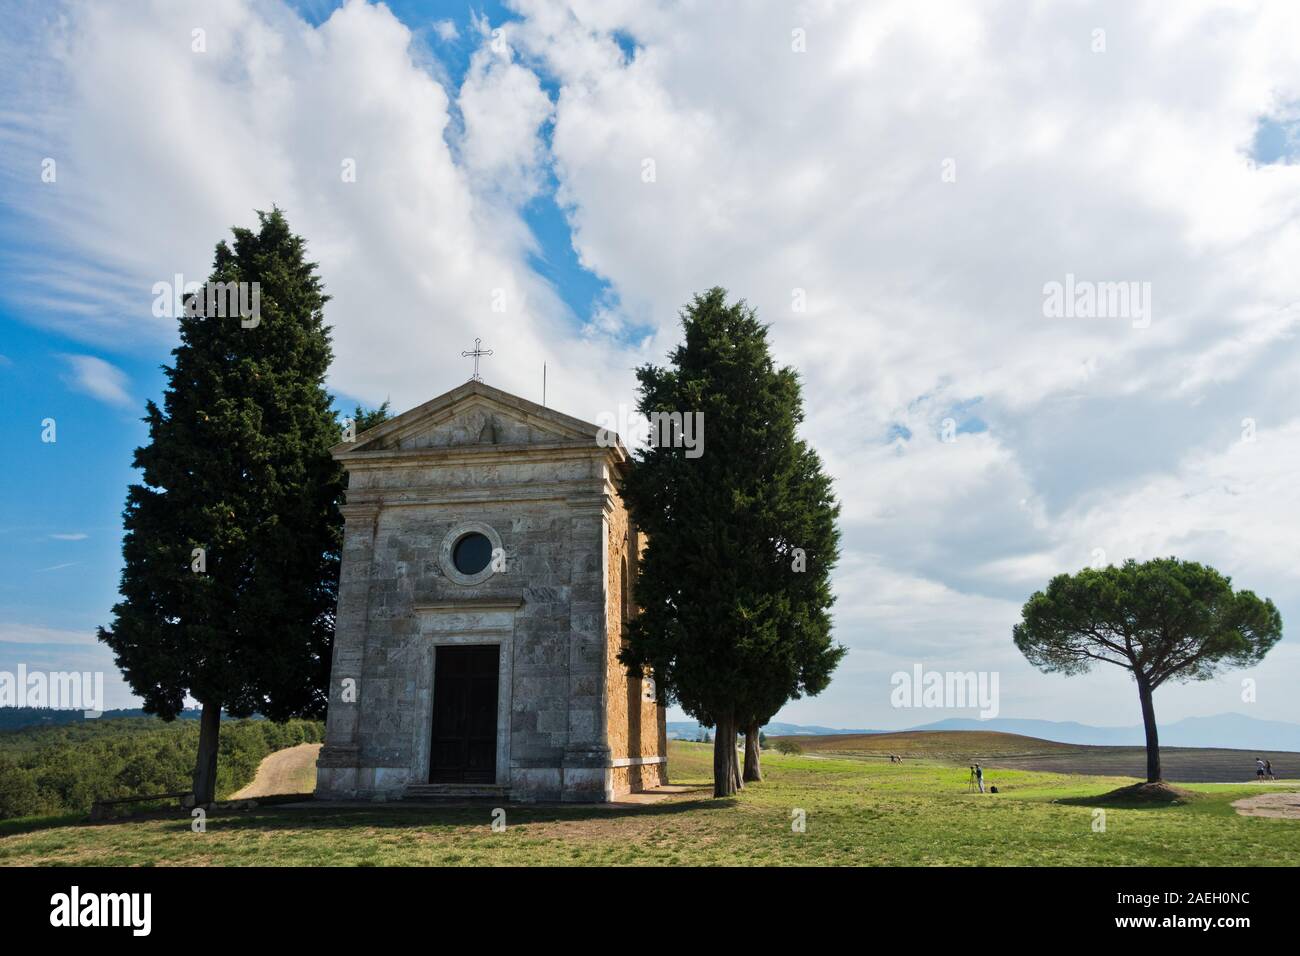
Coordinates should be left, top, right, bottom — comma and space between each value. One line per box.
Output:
743, 720, 762, 782
192, 699, 222, 804
1136, 674, 1161, 782
712, 712, 738, 797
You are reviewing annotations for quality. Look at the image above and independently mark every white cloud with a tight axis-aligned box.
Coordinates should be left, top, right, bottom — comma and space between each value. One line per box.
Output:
504, 0, 1300, 724
58, 354, 132, 406
0, 622, 96, 645
1034, 420, 1300, 597
5, 0, 1300, 726
458, 42, 554, 202
49, 533, 89, 541
0, 0, 628, 414
433, 19, 458, 42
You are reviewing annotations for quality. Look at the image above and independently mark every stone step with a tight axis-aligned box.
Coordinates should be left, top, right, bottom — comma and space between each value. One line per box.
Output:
403, 784, 511, 801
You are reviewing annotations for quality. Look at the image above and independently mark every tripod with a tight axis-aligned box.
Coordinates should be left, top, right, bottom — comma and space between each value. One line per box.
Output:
967, 767, 981, 792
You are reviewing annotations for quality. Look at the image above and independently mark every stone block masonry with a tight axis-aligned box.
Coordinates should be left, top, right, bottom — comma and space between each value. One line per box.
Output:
316, 381, 667, 803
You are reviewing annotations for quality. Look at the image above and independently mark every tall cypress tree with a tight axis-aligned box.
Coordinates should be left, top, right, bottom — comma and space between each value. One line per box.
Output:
737, 404, 842, 783
99, 209, 343, 803
620, 288, 843, 797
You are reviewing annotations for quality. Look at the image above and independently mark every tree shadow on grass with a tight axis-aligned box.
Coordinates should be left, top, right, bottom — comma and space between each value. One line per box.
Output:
0, 812, 86, 837
1053, 782, 1203, 811
1, 792, 737, 837
224, 795, 737, 834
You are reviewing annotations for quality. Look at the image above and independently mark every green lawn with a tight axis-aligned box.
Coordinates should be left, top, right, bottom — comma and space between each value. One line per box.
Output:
1, 741, 1295, 866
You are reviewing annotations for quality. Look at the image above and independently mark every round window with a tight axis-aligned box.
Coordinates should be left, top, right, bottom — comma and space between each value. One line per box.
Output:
451, 532, 493, 576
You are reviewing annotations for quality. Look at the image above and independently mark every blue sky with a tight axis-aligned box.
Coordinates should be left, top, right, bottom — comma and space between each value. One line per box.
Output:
3, 0, 1300, 727
0, 0, 624, 710
0, 0, 555, 707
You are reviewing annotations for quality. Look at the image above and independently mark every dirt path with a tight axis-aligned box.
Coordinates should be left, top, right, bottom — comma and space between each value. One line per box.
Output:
231, 743, 321, 799
1231, 790, 1300, 820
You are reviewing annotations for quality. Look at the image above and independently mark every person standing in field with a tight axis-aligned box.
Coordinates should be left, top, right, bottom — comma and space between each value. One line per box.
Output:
1256, 757, 1266, 780
974, 762, 984, 793
1265, 759, 1275, 781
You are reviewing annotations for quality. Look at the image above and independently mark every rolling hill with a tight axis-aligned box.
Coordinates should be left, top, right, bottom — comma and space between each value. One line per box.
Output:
666, 712, 1300, 751
776, 729, 1300, 783
905, 714, 1300, 751
785, 729, 1082, 758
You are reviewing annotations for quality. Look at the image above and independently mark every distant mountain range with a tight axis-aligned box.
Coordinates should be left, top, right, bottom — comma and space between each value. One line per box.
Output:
668, 713, 1300, 752
667, 721, 880, 740
6, 708, 1296, 752
0, 707, 205, 732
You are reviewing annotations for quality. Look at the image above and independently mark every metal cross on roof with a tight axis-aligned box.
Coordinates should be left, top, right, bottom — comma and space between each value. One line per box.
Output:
461, 337, 493, 382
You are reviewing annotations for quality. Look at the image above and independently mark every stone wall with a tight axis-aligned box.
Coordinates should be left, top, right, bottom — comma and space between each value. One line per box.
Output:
317, 450, 613, 802
602, 481, 668, 796
316, 384, 658, 804
321, 500, 587, 797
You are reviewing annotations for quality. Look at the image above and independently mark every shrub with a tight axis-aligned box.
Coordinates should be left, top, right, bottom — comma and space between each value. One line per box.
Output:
0, 716, 324, 820
0, 756, 45, 819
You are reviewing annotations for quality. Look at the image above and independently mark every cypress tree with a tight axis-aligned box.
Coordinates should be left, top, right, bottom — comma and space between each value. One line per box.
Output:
99, 209, 346, 803
620, 288, 843, 797
740, 435, 842, 782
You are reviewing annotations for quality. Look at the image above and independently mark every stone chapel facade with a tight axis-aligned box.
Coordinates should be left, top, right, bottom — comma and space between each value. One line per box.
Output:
315, 380, 667, 803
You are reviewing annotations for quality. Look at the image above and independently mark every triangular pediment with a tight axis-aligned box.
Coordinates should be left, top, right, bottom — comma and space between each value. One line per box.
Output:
333, 380, 613, 458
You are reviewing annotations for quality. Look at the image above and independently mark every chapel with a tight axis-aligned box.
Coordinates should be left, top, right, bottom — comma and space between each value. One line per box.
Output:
315, 378, 667, 802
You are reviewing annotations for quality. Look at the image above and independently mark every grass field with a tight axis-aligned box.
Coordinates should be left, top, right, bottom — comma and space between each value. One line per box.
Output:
784, 730, 1300, 783
1, 740, 1296, 866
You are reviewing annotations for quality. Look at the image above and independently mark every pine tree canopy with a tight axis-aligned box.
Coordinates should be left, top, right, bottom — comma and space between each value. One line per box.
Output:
1013, 556, 1281, 782
1014, 557, 1281, 687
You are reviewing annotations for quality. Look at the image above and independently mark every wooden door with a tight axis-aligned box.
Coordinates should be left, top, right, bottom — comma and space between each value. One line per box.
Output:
429, 644, 499, 784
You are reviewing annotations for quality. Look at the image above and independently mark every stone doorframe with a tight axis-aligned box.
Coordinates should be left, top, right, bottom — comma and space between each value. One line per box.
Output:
412, 598, 522, 788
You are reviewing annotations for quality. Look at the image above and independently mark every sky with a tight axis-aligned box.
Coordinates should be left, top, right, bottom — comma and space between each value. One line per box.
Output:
1, 0, 1299, 731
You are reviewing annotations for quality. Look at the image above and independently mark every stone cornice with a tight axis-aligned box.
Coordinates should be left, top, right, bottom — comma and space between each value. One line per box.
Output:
336, 438, 620, 467
338, 502, 381, 521
565, 492, 612, 517
343, 479, 609, 509
414, 597, 525, 612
